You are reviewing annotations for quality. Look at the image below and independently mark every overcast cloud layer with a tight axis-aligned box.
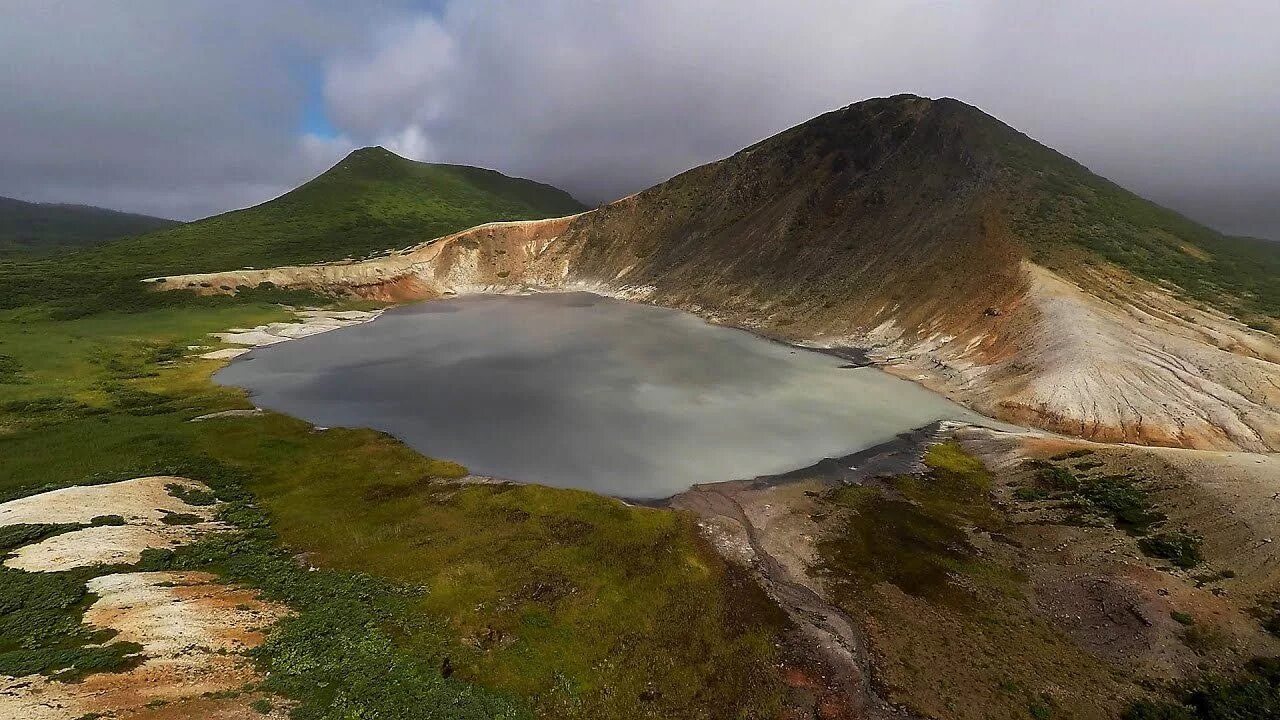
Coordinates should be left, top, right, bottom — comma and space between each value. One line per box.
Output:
2, 1, 1277, 240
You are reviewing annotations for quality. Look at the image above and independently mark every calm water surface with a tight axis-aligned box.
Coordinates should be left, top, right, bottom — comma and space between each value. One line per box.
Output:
216, 293, 985, 497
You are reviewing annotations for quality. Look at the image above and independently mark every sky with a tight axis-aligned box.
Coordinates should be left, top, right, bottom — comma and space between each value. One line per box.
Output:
1, 1, 1278, 240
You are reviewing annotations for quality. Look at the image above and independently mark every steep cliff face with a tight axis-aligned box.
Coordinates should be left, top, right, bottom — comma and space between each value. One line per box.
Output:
153, 96, 1280, 452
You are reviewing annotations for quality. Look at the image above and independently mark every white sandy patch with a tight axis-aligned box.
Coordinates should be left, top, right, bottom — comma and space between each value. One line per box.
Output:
0, 474, 218, 568
210, 308, 380, 349
213, 329, 291, 346
0, 477, 220, 571
0, 475, 213, 527
5, 523, 209, 571
190, 408, 264, 421
199, 347, 251, 360
0, 571, 285, 720
85, 571, 275, 664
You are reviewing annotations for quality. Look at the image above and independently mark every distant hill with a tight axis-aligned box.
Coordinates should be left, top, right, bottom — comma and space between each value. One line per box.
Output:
91, 147, 586, 275
0, 148, 586, 316
0, 196, 178, 256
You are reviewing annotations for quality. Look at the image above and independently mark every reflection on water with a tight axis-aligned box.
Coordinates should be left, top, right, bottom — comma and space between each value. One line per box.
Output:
216, 293, 985, 498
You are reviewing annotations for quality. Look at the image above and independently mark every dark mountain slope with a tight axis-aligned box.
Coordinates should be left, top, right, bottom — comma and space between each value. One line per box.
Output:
0, 196, 178, 256
554, 94, 1276, 331
548, 95, 1028, 350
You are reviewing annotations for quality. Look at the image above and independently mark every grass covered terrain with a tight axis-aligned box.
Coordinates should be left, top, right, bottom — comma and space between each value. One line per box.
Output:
1123, 657, 1280, 720
812, 442, 1138, 719
97, 147, 585, 274
0, 301, 787, 718
978, 111, 1280, 322
1015, 453, 1206, 569
0, 147, 584, 319
0, 195, 178, 257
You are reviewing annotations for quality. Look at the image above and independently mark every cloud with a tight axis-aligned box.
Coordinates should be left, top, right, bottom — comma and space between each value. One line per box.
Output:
378, 125, 436, 162
325, 17, 458, 140
322, 1, 986, 204
0, 0, 386, 219
322, 0, 1280, 237
1, 1, 1278, 239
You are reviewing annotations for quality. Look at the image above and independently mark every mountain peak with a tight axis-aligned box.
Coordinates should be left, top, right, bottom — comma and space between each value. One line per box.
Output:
345, 145, 398, 160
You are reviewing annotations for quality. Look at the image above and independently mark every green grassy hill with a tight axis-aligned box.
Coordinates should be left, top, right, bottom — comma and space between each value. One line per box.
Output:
0, 148, 585, 318
101, 146, 585, 274
0, 196, 178, 256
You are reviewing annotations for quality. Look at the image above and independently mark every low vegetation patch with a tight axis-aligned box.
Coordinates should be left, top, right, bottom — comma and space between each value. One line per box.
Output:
815, 442, 1001, 606
1124, 657, 1280, 720
166, 482, 216, 506
1035, 464, 1080, 491
160, 512, 202, 526
0, 353, 22, 383
813, 442, 1131, 719
1139, 531, 1204, 569
0, 566, 144, 680
1016, 457, 1169, 535
1077, 475, 1167, 532
0, 523, 82, 552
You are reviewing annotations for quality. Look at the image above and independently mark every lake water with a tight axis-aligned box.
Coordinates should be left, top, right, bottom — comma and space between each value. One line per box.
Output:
216, 293, 987, 498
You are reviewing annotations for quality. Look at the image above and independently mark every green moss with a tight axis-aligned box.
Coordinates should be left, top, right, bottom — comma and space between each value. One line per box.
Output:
1125, 657, 1280, 719
924, 441, 991, 484
1036, 465, 1079, 491
166, 482, 216, 506
1068, 472, 1166, 533
817, 442, 1006, 607
1140, 531, 1204, 569
0, 353, 21, 383
160, 512, 202, 526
